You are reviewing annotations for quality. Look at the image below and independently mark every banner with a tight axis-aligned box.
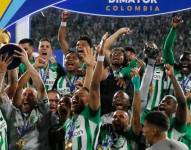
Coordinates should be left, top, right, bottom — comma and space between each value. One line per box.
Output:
0, 0, 191, 29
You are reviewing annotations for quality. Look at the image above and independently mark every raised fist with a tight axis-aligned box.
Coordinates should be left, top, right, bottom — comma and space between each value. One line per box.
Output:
61, 11, 71, 22
172, 15, 183, 28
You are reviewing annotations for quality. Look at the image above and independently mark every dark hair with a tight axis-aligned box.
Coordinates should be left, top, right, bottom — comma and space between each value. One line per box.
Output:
111, 47, 128, 66
179, 51, 191, 62
19, 38, 34, 46
78, 36, 92, 47
124, 47, 136, 54
39, 37, 51, 44
145, 111, 170, 131
65, 51, 80, 59
47, 89, 61, 98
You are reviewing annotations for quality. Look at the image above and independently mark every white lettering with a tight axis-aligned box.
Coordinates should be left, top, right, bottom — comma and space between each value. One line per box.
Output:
106, 5, 111, 11
108, 0, 157, 3
109, 0, 116, 3
105, 5, 160, 12
135, 6, 141, 11
128, 0, 135, 3
142, 0, 151, 4
73, 129, 84, 137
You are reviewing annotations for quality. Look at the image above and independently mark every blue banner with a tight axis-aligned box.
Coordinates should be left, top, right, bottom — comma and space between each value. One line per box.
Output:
55, 0, 191, 17
0, 0, 191, 29
0, 0, 65, 29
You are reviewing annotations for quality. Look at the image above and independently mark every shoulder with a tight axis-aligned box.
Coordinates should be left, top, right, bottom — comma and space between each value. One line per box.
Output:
168, 139, 188, 150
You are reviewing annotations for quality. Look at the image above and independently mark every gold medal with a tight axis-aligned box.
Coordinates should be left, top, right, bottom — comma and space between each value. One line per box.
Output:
65, 139, 72, 150
97, 145, 103, 150
15, 138, 26, 150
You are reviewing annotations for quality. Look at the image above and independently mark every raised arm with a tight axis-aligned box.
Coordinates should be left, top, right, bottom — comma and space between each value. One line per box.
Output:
89, 33, 108, 112
58, 11, 70, 55
131, 69, 142, 135
104, 27, 132, 57
162, 16, 183, 65
0, 55, 12, 93
14, 48, 46, 99
165, 64, 187, 124
83, 47, 95, 90
140, 59, 156, 111
5, 69, 18, 99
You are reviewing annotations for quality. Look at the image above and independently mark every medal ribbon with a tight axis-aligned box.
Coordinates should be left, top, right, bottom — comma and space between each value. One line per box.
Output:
66, 118, 76, 140
180, 74, 191, 93
65, 75, 78, 93
39, 62, 50, 84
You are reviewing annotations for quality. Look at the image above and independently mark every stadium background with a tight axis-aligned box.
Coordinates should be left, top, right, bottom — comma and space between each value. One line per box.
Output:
7, 7, 191, 65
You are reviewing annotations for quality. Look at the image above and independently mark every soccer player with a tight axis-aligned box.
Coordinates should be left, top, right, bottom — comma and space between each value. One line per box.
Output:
63, 33, 108, 150
98, 69, 141, 149
143, 111, 188, 150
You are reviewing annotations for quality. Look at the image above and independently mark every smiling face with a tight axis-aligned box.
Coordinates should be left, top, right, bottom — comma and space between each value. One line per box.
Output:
38, 40, 52, 60
112, 91, 130, 111
64, 52, 80, 72
71, 88, 89, 114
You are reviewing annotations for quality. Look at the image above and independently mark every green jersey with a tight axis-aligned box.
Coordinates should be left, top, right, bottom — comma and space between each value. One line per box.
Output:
56, 74, 83, 96
179, 124, 191, 150
167, 117, 187, 140
146, 65, 165, 110
98, 126, 138, 150
38, 62, 64, 91
146, 27, 177, 110
18, 57, 35, 76
0, 110, 7, 150
113, 59, 138, 79
63, 106, 101, 150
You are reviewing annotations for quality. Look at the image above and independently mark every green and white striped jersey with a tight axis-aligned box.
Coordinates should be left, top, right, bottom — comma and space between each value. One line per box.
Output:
38, 62, 63, 91
179, 124, 191, 150
146, 65, 165, 110
146, 68, 189, 110
0, 110, 7, 150
167, 117, 187, 141
56, 75, 83, 96
98, 126, 137, 150
146, 27, 178, 110
64, 106, 101, 150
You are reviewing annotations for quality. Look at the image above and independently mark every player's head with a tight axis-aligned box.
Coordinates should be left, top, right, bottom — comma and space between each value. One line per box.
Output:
112, 110, 130, 134
179, 51, 191, 75
76, 36, 92, 59
143, 111, 169, 145
38, 38, 53, 60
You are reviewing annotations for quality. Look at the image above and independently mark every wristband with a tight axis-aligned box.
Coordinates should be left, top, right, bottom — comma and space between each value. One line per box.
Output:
61, 22, 67, 27
97, 55, 105, 62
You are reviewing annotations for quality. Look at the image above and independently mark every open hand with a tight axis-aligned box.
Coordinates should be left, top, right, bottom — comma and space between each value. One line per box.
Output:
0, 54, 12, 73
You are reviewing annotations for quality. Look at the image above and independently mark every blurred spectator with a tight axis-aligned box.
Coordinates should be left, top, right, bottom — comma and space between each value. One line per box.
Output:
31, 7, 191, 61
